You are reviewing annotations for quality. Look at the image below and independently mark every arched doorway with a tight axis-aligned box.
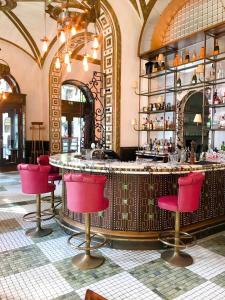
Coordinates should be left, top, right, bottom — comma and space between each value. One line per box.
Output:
61, 80, 94, 153
0, 74, 26, 169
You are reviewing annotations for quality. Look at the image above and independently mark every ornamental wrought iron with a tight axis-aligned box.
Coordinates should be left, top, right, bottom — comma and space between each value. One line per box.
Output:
88, 71, 106, 148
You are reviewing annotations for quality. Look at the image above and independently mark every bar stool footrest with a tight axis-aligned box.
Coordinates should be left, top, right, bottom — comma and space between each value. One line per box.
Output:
159, 230, 196, 249
23, 210, 55, 222
68, 232, 108, 251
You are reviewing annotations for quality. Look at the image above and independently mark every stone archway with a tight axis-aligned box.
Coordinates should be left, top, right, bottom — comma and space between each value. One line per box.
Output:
49, 0, 121, 154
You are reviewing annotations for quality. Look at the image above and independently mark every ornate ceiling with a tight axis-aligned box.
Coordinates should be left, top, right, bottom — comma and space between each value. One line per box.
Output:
0, 0, 158, 67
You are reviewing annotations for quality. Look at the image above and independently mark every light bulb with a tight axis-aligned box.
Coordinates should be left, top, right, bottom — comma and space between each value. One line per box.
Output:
60, 31, 66, 43
41, 37, 48, 53
93, 36, 99, 49
64, 52, 70, 64
83, 55, 88, 71
55, 57, 61, 69
67, 62, 72, 73
93, 49, 97, 59
71, 26, 77, 36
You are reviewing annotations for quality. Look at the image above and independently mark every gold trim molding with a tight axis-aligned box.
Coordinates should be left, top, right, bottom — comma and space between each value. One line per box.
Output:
49, 0, 121, 154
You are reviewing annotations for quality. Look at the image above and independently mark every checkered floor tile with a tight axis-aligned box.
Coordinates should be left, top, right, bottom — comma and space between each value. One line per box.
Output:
0, 264, 73, 300
76, 271, 162, 300
1, 171, 225, 300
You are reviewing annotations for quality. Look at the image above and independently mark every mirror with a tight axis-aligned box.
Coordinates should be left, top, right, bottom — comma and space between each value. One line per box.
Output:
183, 91, 209, 156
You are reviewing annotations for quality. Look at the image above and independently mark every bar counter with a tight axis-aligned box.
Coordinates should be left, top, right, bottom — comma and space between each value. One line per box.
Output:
50, 153, 225, 249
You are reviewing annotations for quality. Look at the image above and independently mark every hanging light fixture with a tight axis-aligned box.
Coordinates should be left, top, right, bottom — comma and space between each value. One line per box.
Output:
83, 54, 89, 72
46, 0, 101, 73
41, 0, 49, 53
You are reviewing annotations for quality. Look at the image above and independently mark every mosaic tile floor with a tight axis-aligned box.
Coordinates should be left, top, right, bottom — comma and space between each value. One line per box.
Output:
1, 172, 225, 299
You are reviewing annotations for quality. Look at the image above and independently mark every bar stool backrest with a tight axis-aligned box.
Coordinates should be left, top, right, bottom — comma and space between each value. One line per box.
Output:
178, 172, 205, 212
64, 173, 107, 213
37, 155, 59, 174
17, 164, 51, 194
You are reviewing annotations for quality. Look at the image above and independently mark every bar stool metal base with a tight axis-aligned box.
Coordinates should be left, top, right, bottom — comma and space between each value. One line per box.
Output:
72, 253, 105, 270
25, 227, 53, 238
161, 249, 193, 267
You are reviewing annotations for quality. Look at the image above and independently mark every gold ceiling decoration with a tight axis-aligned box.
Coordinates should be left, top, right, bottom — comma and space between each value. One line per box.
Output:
45, 0, 101, 72
46, 0, 100, 31
0, 0, 17, 11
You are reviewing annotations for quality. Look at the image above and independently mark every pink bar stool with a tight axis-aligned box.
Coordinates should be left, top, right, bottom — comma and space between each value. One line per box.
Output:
17, 164, 55, 238
158, 172, 205, 267
64, 173, 109, 270
37, 155, 62, 213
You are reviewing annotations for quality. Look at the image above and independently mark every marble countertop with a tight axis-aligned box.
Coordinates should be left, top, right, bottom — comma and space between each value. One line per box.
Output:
50, 153, 225, 174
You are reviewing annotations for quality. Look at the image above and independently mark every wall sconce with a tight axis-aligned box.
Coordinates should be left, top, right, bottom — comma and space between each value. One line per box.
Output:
193, 114, 202, 125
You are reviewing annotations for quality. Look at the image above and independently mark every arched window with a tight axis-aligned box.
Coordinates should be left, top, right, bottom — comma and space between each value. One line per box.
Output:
0, 78, 12, 93
61, 84, 86, 103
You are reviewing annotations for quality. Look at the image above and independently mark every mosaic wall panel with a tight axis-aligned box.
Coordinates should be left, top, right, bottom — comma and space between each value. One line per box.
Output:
164, 0, 225, 44
49, 2, 121, 153
62, 169, 225, 233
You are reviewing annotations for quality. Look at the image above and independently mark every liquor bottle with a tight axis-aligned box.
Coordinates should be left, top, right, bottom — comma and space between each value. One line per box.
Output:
192, 51, 197, 61
173, 53, 179, 66
206, 116, 211, 128
184, 49, 190, 63
176, 73, 182, 87
200, 46, 205, 59
213, 39, 220, 56
165, 116, 170, 130
149, 120, 153, 130
160, 116, 164, 129
191, 69, 198, 84
213, 90, 221, 105
210, 64, 216, 80
221, 141, 225, 151
149, 139, 153, 151
220, 115, 225, 128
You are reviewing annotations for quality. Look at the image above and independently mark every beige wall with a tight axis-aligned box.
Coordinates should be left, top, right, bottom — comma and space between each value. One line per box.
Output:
0, 0, 144, 148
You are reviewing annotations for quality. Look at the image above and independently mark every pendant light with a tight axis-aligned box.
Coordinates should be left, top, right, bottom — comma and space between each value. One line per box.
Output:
60, 30, 66, 43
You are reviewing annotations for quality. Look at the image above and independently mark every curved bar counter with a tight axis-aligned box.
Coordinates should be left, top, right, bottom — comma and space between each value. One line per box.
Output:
50, 153, 225, 249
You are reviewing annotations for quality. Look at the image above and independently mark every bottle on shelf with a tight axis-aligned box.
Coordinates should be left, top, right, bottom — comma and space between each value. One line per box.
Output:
213, 90, 221, 105
221, 141, 225, 151
173, 53, 179, 66
209, 63, 216, 80
191, 69, 198, 84
213, 39, 220, 56
176, 73, 182, 87
222, 93, 225, 104
199, 46, 205, 59
220, 115, 225, 128
184, 49, 190, 63
206, 115, 211, 128
191, 51, 197, 61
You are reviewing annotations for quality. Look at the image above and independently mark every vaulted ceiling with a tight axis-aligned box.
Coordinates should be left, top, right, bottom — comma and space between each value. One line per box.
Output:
0, 0, 158, 67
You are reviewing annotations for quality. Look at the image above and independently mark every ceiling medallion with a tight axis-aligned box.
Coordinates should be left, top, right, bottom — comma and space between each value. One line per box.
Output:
0, 0, 17, 11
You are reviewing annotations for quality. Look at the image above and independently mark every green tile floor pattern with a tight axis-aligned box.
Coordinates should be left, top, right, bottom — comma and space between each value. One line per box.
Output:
0, 207, 225, 299
1, 175, 225, 299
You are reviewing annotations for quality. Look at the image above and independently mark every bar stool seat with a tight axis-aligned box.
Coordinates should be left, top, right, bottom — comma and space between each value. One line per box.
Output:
17, 164, 55, 238
158, 195, 178, 211
37, 155, 62, 213
65, 173, 109, 270
158, 172, 205, 267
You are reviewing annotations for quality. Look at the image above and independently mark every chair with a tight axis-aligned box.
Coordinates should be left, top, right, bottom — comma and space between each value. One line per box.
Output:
85, 289, 107, 300
64, 173, 109, 270
158, 172, 205, 267
17, 164, 55, 238
37, 155, 62, 213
